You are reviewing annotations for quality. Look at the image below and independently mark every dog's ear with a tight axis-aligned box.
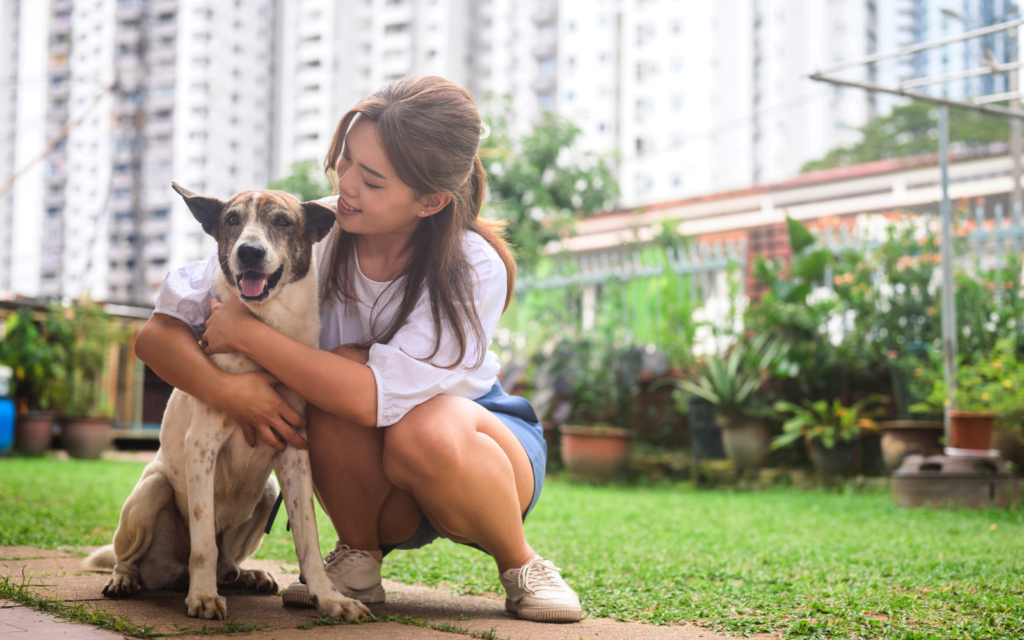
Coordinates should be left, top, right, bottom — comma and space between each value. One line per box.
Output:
172, 182, 225, 237
303, 200, 336, 243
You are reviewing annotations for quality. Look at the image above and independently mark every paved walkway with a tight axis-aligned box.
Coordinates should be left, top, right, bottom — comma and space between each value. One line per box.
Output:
0, 547, 777, 640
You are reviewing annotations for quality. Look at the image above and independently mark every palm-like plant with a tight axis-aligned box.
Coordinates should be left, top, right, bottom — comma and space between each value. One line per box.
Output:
678, 333, 784, 422
771, 395, 885, 451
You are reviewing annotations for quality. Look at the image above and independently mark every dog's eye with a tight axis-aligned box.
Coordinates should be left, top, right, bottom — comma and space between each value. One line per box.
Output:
275, 217, 289, 227
227, 214, 240, 225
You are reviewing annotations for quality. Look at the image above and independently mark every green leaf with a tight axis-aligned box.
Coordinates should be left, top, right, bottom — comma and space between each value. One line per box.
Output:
786, 216, 816, 253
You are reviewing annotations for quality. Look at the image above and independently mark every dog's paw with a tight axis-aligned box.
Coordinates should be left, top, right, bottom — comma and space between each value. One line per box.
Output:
312, 593, 373, 621
186, 592, 227, 620
236, 569, 278, 593
101, 573, 139, 598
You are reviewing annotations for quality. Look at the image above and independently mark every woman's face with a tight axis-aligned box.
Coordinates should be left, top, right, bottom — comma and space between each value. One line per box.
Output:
333, 115, 446, 237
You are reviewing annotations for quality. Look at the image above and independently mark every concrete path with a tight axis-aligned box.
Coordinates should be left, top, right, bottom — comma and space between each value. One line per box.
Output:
0, 547, 776, 640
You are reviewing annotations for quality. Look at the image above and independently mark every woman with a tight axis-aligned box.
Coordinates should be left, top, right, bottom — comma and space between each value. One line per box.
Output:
134, 76, 582, 623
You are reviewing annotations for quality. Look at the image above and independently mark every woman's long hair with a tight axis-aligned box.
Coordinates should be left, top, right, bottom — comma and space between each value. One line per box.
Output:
321, 76, 516, 369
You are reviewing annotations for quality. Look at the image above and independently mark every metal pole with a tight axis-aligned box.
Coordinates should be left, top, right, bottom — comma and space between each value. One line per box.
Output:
938, 104, 958, 445
1013, 25, 1023, 219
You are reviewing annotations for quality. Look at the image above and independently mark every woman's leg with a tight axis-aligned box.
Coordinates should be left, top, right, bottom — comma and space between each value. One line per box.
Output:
306, 345, 423, 553
381, 394, 536, 573
306, 403, 423, 553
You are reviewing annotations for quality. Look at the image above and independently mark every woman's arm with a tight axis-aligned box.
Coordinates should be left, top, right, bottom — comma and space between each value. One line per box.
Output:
201, 298, 378, 427
135, 313, 311, 449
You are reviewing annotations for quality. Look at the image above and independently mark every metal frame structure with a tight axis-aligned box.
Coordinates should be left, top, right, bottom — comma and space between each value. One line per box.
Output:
810, 18, 1024, 443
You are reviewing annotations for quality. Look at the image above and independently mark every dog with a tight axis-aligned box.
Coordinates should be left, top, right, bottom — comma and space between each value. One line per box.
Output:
85, 183, 370, 622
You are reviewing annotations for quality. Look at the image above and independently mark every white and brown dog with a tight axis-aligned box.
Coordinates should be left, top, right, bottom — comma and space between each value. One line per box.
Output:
85, 183, 369, 622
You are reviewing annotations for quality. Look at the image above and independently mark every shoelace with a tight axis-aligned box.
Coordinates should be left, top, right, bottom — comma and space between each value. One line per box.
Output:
517, 557, 565, 594
324, 544, 370, 570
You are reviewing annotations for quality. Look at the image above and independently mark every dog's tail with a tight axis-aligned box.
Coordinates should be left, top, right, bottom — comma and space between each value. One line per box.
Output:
83, 545, 116, 572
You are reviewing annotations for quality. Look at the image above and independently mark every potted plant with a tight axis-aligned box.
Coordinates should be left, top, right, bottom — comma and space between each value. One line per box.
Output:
771, 395, 884, 477
553, 331, 641, 482
0, 307, 70, 455
675, 333, 783, 473
913, 340, 1024, 453
879, 354, 944, 470
56, 303, 125, 459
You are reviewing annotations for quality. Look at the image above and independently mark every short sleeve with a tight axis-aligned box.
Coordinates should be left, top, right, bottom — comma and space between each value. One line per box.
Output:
366, 235, 506, 427
153, 254, 219, 339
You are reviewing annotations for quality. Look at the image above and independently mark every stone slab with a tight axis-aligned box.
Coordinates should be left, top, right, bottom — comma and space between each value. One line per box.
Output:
1, 547, 776, 640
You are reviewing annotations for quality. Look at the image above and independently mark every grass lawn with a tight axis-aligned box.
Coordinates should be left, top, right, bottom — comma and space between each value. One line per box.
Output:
2, 457, 1023, 639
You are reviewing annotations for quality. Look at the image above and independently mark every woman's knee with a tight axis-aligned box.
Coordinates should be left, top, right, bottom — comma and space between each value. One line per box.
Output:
381, 398, 468, 485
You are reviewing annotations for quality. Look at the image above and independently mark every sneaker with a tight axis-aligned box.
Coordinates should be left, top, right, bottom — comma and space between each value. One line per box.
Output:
499, 555, 582, 622
281, 543, 386, 607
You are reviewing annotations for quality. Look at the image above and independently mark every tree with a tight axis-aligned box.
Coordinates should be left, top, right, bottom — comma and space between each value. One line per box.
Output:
801, 101, 1009, 173
268, 161, 333, 201
480, 97, 620, 267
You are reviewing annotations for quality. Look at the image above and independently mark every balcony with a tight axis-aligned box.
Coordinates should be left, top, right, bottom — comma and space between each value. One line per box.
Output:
115, 4, 142, 21
151, 22, 177, 40
52, 0, 72, 11
44, 194, 66, 209
142, 242, 170, 260
532, 4, 557, 24
531, 75, 556, 93
50, 17, 71, 35
49, 42, 71, 57
531, 37, 557, 59
115, 29, 142, 46
149, 0, 178, 17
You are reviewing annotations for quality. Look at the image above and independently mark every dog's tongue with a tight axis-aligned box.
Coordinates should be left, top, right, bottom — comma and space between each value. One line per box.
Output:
240, 274, 267, 298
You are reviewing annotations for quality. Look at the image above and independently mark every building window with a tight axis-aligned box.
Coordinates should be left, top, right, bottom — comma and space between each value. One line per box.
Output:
538, 92, 554, 109
539, 58, 555, 76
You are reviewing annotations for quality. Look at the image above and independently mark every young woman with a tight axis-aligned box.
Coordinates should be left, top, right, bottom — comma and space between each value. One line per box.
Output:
134, 76, 582, 623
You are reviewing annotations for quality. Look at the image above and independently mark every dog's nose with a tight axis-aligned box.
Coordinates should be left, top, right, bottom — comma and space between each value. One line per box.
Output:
237, 243, 266, 266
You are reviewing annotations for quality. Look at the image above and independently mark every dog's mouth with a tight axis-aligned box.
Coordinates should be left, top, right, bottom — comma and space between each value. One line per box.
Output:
236, 265, 284, 301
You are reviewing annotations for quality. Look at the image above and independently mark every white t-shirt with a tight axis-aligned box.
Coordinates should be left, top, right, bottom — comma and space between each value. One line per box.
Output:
153, 224, 505, 428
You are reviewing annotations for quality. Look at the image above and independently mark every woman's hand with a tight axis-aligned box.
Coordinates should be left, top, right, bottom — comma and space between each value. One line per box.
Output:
217, 370, 309, 451
203, 294, 257, 356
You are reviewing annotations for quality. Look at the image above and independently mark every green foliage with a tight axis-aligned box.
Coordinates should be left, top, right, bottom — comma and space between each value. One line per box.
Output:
0, 308, 69, 411
676, 333, 784, 420
267, 161, 333, 202
480, 95, 620, 267
801, 101, 1009, 173
772, 395, 885, 451
54, 304, 126, 419
753, 217, 833, 304
914, 340, 1024, 425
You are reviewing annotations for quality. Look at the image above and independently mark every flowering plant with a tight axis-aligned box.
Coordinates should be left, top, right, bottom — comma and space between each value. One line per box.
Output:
913, 340, 1024, 428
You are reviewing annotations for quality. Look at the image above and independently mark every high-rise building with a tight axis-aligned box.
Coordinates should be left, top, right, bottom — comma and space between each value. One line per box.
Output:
273, 0, 476, 176
19, 0, 279, 305
0, 0, 51, 296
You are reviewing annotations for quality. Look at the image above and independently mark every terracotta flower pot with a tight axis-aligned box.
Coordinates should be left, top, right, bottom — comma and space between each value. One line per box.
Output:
62, 417, 113, 460
948, 410, 996, 451
718, 418, 769, 471
879, 420, 944, 471
16, 411, 58, 456
560, 424, 632, 482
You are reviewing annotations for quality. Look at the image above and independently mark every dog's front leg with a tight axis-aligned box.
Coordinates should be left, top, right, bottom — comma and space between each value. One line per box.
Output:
183, 412, 228, 620
274, 445, 371, 620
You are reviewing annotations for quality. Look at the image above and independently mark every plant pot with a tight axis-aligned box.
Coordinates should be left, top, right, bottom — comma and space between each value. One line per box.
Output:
948, 410, 996, 452
560, 424, 632, 482
991, 428, 1024, 468
879, 420, 943, 472
688, 397, 726, 460
718, 418, 769, 471
16, 410, 58, 456
62, 417, 113, 460
811, 436, 857, 477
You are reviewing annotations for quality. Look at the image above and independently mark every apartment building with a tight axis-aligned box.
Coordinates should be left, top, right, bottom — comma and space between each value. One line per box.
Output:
17, 0, 277, 305
0, 0, 51, 296
273, 0, 475, 176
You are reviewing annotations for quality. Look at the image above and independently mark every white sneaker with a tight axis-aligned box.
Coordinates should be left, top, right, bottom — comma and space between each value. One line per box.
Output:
281, 543, 386, 607
499, 555, 583, 622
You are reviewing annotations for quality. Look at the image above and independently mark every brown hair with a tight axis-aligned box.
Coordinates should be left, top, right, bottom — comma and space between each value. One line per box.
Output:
321, 76, 516, 369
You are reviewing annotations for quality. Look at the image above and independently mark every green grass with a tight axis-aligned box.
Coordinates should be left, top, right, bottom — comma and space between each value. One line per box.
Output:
2, 458, 1024, 639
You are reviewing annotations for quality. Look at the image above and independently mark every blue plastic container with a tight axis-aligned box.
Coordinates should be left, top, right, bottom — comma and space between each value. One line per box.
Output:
0, 398, 13, 456
0, 365, 13, 456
